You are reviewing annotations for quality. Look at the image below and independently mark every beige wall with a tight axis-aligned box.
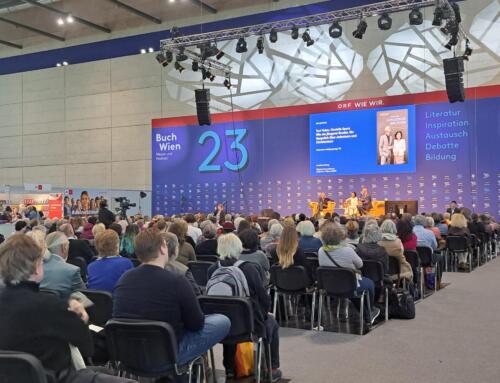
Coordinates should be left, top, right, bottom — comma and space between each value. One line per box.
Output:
0, 0, 499, 191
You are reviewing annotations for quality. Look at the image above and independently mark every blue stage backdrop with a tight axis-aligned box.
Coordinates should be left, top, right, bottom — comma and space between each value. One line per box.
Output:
152, 86, 500, 219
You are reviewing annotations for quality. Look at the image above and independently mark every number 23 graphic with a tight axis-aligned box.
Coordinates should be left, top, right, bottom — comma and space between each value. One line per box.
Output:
198, 129, 248, 172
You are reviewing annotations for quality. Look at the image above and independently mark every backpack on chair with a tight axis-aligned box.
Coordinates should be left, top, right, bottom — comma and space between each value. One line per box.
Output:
206, 260, 250, 297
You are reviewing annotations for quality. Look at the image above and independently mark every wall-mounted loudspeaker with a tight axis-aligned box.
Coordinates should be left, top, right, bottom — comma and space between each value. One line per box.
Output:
443, 57, 465, 103
195, 89, 211, 126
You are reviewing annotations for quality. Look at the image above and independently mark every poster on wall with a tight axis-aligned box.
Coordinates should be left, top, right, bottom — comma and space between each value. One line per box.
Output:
48, 194, 63, 219
152, 87, 500, 219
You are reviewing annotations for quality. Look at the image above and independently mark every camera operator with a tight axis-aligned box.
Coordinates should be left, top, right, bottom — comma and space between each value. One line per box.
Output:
98, 199, 116, 228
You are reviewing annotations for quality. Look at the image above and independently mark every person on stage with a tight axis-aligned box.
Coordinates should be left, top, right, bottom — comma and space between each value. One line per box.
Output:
318, 192, 330, 210
378, 126, 394, 165
358, 187, 373, 216
393, 131, 406, 165
345, 192, 359, 217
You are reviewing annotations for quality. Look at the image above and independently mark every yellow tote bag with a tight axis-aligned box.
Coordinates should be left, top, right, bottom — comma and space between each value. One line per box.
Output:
235, 342, 254, 378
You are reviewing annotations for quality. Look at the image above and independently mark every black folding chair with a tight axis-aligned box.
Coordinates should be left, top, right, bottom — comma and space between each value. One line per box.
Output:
304, 257, 319, 283
304, 252, 318, 258
416, 246, 437, 297
361, 260, 389, 321
403, 250, 421, 300
67, 256, 88, 283
0, 350, 48, 383
105, 319, 203, 382
469, 234, 481, 267
187, 261, 213, 288
78, 289, 113, 327
388, 256, 405, 288
316, 267, 369, 335
198, 296, 272, 383
196, 255, 218, 263
446, 236, 472, 272
270, 265, 316, 329
39, 288, 60, 298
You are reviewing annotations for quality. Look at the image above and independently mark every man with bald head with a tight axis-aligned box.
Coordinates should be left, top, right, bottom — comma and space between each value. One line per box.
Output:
378, 126, 394, 165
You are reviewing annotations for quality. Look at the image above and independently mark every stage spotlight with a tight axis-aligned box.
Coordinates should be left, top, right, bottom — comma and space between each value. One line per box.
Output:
66, 14, 74, 24
352, 19, 367, 39
216, 50, 225, 60
378, 13, 392, 30
236, 37, 248, 53
223, 79, 231, 89
464, 39, 473, 57
165, 51, 173, 63
329, 21, 342, 38
192, 61, 199, 72
269, 28, 278, 43
201, 67, 208, 80
291, 25, 299, 40
302, 28, 314, 46
444, 34, 459, 50
432, 6, 444, 26
452, 2, 462, 23
409, 8, 423, 25
257, 36, 264, 54
209, 73, 216, 82
174, 61, 185, 73
176, 53, 188, 62
156, 53, 169, 67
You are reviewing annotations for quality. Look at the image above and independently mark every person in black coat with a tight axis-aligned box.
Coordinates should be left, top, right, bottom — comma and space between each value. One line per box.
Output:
0, 235, 122, 383
208, 233, 282, 381
59, 223, 95, 264
195, 222, 218, 255
356, 224, 389, 273
98, 200, 116, 229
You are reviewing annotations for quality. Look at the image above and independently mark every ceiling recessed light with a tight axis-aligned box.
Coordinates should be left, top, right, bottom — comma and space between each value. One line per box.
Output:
66, 14, 74, 23
57, 17, 64, 26
148, 47, 154, 53
62, 61, 69, 66
56, 63, 62, 67
140, 48, 147, 54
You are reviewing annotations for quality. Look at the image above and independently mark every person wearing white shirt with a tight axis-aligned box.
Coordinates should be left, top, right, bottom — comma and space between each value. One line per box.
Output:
393, 131, 406, 165
345, 192, 359, 217
185, 214, 202, 243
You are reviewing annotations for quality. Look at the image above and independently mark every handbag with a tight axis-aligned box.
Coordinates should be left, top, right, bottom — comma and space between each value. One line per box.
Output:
388, 288, 415, 319
235, 342, 254, 378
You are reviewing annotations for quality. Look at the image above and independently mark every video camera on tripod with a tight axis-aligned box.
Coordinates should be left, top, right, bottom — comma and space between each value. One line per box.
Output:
115, 197, 136, 219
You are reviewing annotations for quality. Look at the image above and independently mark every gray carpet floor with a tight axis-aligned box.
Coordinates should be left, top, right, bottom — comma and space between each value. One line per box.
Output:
214, 257, 500, 383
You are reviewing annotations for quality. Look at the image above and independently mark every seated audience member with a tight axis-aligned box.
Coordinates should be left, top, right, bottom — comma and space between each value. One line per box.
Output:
195, 222, 218, 255
120, 223, 139, 258
109, 222, 123, 238
448, 213, 471, 269
162, 232, 202, 296
222, 221, 235, 234
397, 219, 417, 251
168, 220, 197, 265
480, 214, 494, 234
92, 222, 106, 241
297, 220, 323, 253
318, 223, 380, 323
434, 213, 448, 235
42, 231, 85, 299
87, 230, 133, 293
15, 220, 28, 233
113, 229, 230, 378
468, 213, 486, 239
425, 216, 445, 248
238, 228, 270, 282
0, 235, 137, 383
236, 219, 253, 235
80, 221, 94, 241
264, 223, 283, 255
59, 223, 95, 264
208, 233, 282, 381
413, 215, 437, 251
378, 220, 413, 282
356, 223, 389, 273
260, 219, 279, 249
185, 214, 202, 243
344, 220, 361, 246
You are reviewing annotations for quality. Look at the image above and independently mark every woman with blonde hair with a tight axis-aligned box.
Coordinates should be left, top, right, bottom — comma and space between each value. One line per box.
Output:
448, 213, 471, 269
271, 223, 312, 281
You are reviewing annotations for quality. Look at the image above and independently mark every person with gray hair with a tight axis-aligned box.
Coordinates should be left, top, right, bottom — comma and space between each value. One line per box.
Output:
356, 223, 389, 273
413, 214, 438, 251
161, 232, 202, 296
297, 220, 322, 253
59, 222, 95, 264
263, 222, 283, 255
378, 219, 413, 282
260, 219, 279, 249
318, 222, 380, 324
41, 231, 85, 299
208, 233, 283, 381
195, 222, 218, 255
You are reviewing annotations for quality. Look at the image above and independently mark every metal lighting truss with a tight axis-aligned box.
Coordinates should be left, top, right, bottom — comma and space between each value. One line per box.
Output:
168, 46, 232, 78
160, 0, 460, 51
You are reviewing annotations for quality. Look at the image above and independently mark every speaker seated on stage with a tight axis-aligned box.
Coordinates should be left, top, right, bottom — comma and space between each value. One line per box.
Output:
310, 192, 336, 217
358, 187, 373, 216
344, 192, 360, 217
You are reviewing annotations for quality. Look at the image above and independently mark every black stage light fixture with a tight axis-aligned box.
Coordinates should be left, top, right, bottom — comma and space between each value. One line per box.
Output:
433, 6, 444, 26
409, 8, 423, 25
192, 61, 199, 72
156, 53, 168, 66
441, 19, 458, 35
464, 39, 473, 58
216, 50, 225, 60
302, 28, 314, 46
378, 13, 392, 30
209, 73, 216, 82
176, 46, 188, 62
269, 28, 278, 43
236, 37, 248, 53
291, 25, 299, 40
223, 79, 231, 89
201, 67, 208, 80
165, 51, 173, 63
174, 61, 185, 73
329, 21, 342, 38
444, 34, 459, 50
353, 19, 367, 39
452, 2, 462, 23
257, 36, 264, 54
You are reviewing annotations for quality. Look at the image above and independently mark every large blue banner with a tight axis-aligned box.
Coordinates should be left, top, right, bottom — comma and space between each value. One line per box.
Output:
152, 95, 500, 218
